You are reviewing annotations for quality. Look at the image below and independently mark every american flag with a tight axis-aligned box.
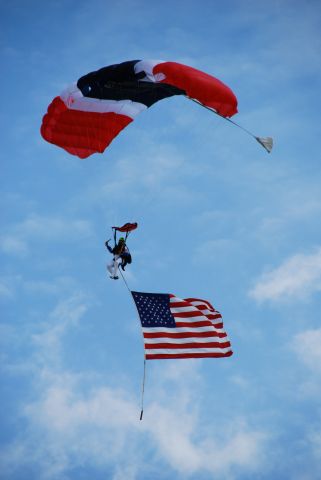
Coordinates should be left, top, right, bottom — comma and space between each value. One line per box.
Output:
131, 291, 233, 360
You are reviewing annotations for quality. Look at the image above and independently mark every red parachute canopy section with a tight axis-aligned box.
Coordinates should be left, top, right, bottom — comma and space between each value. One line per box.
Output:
113, 222, 138, 233
40, 59, 238, 159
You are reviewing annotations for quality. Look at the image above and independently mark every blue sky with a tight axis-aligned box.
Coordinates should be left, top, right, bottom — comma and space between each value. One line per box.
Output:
1, 0, 321, 478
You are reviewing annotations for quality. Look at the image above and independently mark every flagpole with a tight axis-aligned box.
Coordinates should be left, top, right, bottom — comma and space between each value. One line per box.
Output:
118, 267, 131, 294
118, 269, 147, 420
140, 359, 146, 420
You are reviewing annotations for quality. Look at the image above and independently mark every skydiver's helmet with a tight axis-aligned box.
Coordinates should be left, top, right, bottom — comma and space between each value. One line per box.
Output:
118, 237, 125, 244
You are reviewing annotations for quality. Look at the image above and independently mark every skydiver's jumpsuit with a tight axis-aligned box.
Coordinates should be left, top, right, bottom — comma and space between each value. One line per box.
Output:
106, 241, 126, 278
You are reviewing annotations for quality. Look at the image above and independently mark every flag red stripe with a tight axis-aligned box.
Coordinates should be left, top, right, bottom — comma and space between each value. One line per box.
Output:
172, 310, 204, 318
194, 304, 214, 311
146, 351, 233, 359
145, 341, 231, 349
170, 300, 196, 308
210, 322, 223, 329
175, 320, 214, 328
184, 298, 215, 309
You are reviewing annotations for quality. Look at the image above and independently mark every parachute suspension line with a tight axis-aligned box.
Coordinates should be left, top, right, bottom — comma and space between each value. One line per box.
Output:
125, 229, 131, 243
188, 97, 273, 153
118, 268, 147, 420
112, 226, 134, 245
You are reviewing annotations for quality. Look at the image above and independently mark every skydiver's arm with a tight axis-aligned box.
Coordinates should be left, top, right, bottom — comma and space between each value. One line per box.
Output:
105, 240, 113, 254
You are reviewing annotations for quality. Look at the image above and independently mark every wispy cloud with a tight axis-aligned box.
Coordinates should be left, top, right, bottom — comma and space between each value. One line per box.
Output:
309, 427, 321, 461
16, 214, 93, 240
193, 238, 236, 265
0, 277, 17, 299
1, 213, 94, 257
249, 247, 321, 302
82, 141, 189, 208
32, 294, 91, 366
1, 369, 267, 480
0, 297, 268, 480
291, 328, 321, 374
0, 235, 29, 256
0, 274, 82, 304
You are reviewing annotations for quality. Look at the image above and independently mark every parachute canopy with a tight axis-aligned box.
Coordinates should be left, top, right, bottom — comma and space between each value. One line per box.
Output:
41, 60, 238, 159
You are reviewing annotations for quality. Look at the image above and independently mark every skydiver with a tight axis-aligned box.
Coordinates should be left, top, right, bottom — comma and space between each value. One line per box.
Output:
105, 237, 130, 279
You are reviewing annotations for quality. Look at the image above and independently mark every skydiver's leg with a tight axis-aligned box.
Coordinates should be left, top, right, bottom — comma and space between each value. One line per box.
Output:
120, 253, 130, 271
112, 255, 120, 279
120, 255, 126, 270
107, 261, 114, 275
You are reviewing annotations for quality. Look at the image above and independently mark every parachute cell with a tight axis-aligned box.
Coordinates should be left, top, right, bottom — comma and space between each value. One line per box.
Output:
41, 59, 238, 158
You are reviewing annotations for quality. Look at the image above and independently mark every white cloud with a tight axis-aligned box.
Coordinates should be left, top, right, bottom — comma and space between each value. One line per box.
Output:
24, 276, 78, 296
0, 302, 268, 480
0, 235, 28, 256
0, 275, 22, 300
0, 274, 81, 303
32, 294, 90, 365
230, 374, 251, 389
292, 328, 321, 374
146, 403, 266, 476
0, 281, 14, 299
309, 428, 321, 460
1, 213, 94, 257
113, 465, 139, 480
193, 238, 235, 265
81, 141, 192, 210
249, 247, 321, 302
255, 186, 321, 247
16, 214, 93, 240
1, 369, 266, 480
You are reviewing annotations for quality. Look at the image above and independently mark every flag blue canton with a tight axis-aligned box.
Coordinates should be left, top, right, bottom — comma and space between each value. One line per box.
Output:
131, 291, 175, 328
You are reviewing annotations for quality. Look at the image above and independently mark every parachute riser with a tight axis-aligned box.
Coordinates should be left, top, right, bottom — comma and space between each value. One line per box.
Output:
187, 97, 273, 153
111, 227, 131, 245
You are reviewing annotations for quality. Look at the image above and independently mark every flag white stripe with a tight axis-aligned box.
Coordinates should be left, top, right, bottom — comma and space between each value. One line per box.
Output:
188, 300, 213, 307
142, 326, 226, 334
173, 317, 222, 325
170, 306, 203, 314
169, 301, 219, 317
144, 336, 228, 344
188, 303, 215, 313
